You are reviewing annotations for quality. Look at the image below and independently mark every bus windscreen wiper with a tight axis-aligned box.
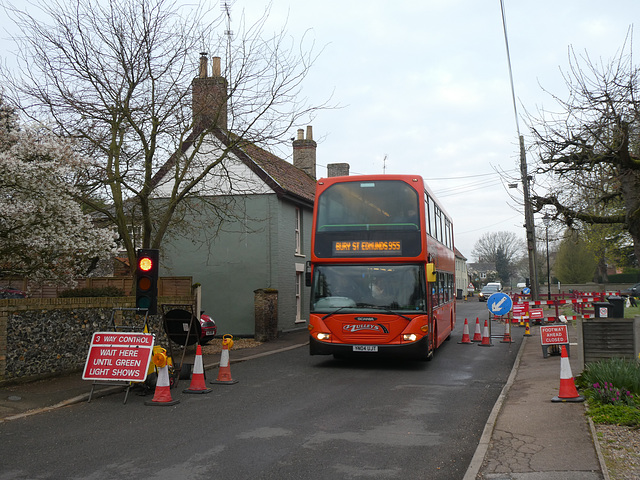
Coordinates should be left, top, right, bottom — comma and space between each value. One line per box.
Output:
355, 303, 412, 321
322, 307, 350, 320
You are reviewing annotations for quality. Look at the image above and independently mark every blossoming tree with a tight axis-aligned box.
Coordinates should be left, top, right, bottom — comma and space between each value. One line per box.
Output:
0, 97, 117, 285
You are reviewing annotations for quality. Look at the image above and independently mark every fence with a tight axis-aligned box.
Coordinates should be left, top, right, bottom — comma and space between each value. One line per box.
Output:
1, 276, 193, 298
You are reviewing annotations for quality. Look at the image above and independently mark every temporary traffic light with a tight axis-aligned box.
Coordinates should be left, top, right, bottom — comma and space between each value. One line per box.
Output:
136, 249, 159, 315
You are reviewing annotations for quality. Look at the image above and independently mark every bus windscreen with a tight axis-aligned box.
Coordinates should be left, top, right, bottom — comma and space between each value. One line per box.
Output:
314, 180, 422, 258
311, 264, 426, 313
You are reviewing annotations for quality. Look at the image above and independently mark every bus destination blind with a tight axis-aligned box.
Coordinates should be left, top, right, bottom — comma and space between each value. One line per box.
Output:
332, 240, 402, 256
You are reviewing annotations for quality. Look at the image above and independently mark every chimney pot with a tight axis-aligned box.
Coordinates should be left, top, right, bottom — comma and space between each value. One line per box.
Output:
199, 52, 208, 78
297, 129, 304, 140
212, 56, 221, 77
306, 125, 313, 140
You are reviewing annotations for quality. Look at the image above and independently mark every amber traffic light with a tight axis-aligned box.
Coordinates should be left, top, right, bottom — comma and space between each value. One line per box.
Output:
135, 249, 159, 315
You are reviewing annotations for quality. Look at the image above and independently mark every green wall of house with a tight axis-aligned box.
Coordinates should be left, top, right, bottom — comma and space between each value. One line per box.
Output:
162, 194, 312, 336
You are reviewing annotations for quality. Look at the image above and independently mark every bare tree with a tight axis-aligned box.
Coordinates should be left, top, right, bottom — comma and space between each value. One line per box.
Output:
471, 231, 525, 283
1, 0, 328, 270
527, 36, 640, 265
472, 231, 524, 263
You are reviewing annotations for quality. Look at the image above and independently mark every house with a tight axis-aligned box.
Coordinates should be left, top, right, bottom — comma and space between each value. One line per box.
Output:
467, 262, 498, 287
153, 54, 317, 336
454, 248, 469, 298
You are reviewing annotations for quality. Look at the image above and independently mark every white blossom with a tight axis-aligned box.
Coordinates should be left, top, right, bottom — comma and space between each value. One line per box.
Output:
0, 102, 117, 285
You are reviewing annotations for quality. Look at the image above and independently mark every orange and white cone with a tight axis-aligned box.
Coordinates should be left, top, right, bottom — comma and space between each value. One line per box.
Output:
472, 317, 483, 342
478, 319, 492, 347
500, 319, 512, 343
183, 344, 212, 394
552, 345, 584, 402
458, 318, 472, 344
145, 363, 180, 406
211, 335, 238, 385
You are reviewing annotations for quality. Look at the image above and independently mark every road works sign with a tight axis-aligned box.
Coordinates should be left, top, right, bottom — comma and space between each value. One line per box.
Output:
540, 324, 569, 345
529, 308, 544, 320
83, 332, 154, 382
512, 303, 529, 318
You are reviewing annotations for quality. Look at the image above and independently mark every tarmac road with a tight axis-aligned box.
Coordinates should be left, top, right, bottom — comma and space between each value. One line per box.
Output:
0, 300, 607, 479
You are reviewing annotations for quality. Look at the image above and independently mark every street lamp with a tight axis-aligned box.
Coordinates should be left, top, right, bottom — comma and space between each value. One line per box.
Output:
542, 213, 551, 301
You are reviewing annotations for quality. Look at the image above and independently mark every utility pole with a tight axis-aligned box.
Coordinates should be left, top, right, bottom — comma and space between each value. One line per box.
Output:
519, 135, 539, 300
500, 0, 540, 300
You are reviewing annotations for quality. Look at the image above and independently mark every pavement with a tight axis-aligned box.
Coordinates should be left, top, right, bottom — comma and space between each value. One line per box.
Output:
0, 324, 608, 480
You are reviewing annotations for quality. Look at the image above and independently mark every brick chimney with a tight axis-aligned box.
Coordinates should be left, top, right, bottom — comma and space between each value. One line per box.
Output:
327, 163, 350, 177
292, 126, 317, 179
192, 53, 228, 131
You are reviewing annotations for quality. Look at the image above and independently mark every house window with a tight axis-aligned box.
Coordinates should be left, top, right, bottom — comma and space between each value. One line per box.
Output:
295, 207, 302, 255
295, 271, 302, 322
128, 224, 142, 250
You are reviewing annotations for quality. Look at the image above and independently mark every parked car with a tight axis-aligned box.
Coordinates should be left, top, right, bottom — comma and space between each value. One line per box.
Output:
621, 282, 640, 297
478, 284, 500, 302
163, 309, 217, 346
198, 312, 217, 344
0, 288, 27, 299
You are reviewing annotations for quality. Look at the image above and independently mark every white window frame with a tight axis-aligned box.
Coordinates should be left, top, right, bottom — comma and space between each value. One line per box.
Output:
295, 263, 305, 323
295, 207, 302, 255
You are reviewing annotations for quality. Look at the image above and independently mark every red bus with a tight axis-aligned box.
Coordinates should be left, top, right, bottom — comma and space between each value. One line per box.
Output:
306, 174, 456, 360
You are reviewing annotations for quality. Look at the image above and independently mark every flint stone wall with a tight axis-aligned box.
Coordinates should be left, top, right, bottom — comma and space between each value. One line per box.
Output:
0, 296, 192, 384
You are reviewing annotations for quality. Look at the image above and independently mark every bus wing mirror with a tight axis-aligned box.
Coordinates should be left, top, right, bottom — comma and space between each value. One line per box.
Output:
426, 263, 436, 283
305, 261, 312, 287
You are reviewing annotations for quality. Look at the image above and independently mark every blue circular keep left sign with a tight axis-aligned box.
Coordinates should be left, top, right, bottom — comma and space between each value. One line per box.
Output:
487, 292, 513, 316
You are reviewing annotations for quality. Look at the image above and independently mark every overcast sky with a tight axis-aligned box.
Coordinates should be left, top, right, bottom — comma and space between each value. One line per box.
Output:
2, 1, 638, 262
248, 0, 639, 260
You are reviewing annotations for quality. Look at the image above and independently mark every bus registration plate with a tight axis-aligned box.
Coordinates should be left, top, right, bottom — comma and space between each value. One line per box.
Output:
353, 345, 378, 352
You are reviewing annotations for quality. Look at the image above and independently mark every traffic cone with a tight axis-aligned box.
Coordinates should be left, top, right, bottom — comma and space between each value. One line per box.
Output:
472, 317, 483, 342
551, 345, 585, 403
183, 344, 212, 394
500, 319, 512, 343
145, 363, 180, 406
524, 321, 532, 336
478, 319, 492, 347
458, 318, 472, 344
211, 335, 238, 385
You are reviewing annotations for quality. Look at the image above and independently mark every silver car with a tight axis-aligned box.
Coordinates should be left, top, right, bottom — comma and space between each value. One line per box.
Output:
478, 284, 500, 302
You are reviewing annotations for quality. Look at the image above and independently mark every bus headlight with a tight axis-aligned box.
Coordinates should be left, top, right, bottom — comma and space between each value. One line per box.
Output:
316, 332, 331, 341
403, 333, 418, 342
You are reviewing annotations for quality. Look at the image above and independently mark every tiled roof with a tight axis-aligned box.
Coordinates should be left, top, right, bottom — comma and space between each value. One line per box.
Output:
454, 248, 467, 260
151, 127, 315, 206
234, 139, 315, 205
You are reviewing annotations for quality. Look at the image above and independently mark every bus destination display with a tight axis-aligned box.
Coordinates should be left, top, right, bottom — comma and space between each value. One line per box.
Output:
332, 240, 402, 256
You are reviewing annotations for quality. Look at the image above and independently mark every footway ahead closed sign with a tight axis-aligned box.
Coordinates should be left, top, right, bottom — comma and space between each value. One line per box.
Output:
83, 332, 154, 382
